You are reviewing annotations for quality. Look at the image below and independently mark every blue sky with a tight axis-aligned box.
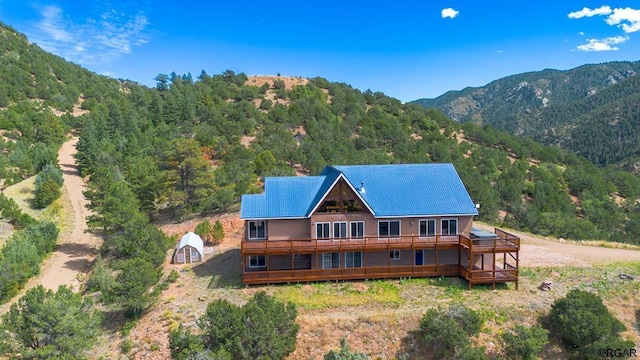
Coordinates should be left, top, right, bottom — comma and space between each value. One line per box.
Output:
1, 1, 640, 102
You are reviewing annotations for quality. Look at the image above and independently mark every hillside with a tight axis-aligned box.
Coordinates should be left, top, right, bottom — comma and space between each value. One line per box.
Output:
0, 22, 124, 186
1, 20, 640, 360
411, 61, 640, 168
2, 20, 640, 245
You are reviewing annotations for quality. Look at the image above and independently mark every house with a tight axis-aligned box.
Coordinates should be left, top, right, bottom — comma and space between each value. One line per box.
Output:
240, 164, 520, 289
173, 232, 204, 264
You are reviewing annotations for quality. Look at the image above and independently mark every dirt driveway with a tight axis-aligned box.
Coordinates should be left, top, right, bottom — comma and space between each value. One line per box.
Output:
0, 137, 100, 314
474, 222, 640, 267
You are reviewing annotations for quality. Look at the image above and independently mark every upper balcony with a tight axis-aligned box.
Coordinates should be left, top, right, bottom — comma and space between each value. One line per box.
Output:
241, 229, 519, 255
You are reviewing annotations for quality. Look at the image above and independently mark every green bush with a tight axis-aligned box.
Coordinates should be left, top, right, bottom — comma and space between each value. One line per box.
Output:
34, 177, 61, 209
0, 285, 102, 359
399, 304, 486, 360
171, 292, 298, 360
501, 324, 548, 360
547, 289, 634, 358
35, 164, 63, 187
86, 254, 115, 294
324, 337, 369, 360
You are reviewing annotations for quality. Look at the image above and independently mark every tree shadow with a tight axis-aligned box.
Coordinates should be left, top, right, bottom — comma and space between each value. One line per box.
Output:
56, 242, 96, 257
396, 328, 427, 360
60, 162, 79, 176
63, 258, 92, 272
191, 248, 242, 288
100, 308, 130, 335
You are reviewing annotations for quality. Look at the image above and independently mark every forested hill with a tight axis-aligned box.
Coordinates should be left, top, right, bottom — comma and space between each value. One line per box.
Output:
3, 20, 640, 247
0, 22, 124, 184
411, 61, 640, 168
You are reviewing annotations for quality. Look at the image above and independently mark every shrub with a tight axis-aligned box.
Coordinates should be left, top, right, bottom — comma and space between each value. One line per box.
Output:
171, 292, 298, 360
86, 254, 115, 294
324, 337, 369, 360
0, 285, 103, 359
34, 177, 61, 209
547, 289, 634, 358
501, 324, 548, 360
212, 220, 224, 245
399, 304, 486, 360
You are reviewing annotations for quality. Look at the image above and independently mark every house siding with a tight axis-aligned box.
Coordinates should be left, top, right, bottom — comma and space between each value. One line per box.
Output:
266, 219, 310, 240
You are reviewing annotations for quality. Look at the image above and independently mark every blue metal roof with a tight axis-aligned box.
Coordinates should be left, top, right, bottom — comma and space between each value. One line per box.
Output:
240, 163, 479, 219
240, 176, 328, 219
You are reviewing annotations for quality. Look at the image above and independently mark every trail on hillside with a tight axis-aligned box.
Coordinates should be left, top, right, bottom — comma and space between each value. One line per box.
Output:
0, 137, 100, 314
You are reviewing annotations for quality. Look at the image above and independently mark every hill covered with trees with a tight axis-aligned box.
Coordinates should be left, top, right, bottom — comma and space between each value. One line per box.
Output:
411, 61, 640, 169
2, 21, 640, 247
1, 19, 640, 359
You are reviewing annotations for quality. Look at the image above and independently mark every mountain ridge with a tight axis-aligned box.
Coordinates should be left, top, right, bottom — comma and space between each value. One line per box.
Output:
411, 61, 640, 168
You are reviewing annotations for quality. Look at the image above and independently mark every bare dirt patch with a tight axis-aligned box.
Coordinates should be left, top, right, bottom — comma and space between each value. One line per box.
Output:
246, 75, 309, 91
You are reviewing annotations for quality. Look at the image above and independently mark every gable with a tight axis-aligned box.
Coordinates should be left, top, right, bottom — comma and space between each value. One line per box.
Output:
308, 177, 373, 216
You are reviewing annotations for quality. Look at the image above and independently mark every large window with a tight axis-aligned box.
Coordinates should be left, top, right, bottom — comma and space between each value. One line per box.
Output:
441, 219, 458, 235
249, 255, 266, 268
248, 221, 266, 240
322, 252, 340, 269
419, 219, 436, 237
350, 221, 364, 239
316, 222, 330, 239
345, 251, 362, 268
378, 220, 400, 238
334, 222, 348, 238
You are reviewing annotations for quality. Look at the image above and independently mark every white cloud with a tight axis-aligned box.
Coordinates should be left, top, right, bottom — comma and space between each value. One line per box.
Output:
441, 8, 459, 19
605, 7, 640, 33
31, 5, 150, 66
568, 6, 612, 19
576, 35, 628, 51
38, 6, 72, 41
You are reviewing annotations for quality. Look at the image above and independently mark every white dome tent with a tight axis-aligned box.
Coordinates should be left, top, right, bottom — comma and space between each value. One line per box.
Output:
173, 232, 204, 264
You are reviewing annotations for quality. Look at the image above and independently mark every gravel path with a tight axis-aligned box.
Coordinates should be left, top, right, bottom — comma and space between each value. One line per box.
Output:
0, 137, 100, 314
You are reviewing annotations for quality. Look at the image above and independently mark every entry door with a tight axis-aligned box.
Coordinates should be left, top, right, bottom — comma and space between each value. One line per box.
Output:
185, 248, 191, 263
415, 250, 424, 266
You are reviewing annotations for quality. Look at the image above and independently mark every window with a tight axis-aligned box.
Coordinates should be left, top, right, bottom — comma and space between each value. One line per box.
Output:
350, 221, 364, 239
293, 253, 300, 259
191, 248, 200, 259
419, 219, 436, 237
249, 255, 266, 268
345, 251, 362, 268
334, 222, 348, 238
248, 221, 266, 240
322, 252, 340, 269
316, 223, 330, 239
318, 200, 339, 212
389, 250, 400, 260
378, 221, 400, 238
441, 219, 458, 235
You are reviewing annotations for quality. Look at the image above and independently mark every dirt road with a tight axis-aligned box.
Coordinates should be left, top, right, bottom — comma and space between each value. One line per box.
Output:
0, 137, 100, 314
474, 222, 640, 266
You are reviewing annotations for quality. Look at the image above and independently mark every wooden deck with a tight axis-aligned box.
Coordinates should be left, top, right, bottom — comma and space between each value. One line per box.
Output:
242, 235, 461, 255
241, 228, 520, 289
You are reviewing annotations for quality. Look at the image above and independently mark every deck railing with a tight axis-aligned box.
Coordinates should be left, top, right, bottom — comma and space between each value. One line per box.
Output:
243, 264, 460, 284
243, 235, 464, 255
242, 232, 520, 255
